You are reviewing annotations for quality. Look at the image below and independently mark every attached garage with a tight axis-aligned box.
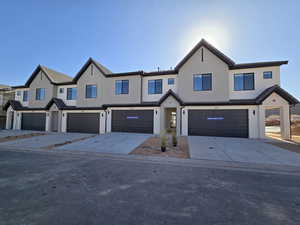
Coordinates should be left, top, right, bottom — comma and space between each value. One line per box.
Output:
188, 109, 249, 138
112, 110, 154, 133
67, 113, 99, 134
21, 113, 46, 131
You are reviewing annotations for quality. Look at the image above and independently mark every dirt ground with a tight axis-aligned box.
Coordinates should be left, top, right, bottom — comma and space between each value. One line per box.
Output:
130, 136, 190, 159
0, 132, 46, 143
266, 133, 300, 154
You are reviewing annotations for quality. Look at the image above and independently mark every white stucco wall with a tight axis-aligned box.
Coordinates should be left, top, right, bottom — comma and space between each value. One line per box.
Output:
14, 88, 29, 107
57, 85, 77, 106
142, 75, 178, 102
229, 66, 280, 100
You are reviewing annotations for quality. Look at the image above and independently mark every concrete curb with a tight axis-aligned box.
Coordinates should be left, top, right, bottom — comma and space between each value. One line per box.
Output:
1, 145, 300, 176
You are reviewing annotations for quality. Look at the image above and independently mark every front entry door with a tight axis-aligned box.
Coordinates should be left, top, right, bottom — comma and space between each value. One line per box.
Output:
51, 111, 59, 132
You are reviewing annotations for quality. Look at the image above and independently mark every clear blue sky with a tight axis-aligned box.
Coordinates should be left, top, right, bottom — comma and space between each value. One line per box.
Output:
0, 0, 299, 98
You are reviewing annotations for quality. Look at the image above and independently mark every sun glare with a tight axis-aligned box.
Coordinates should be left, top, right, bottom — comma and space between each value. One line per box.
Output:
180, 21, 231, 56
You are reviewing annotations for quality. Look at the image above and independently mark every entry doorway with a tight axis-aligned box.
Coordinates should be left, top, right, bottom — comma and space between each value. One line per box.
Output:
265, 108, 281, 139
165, 108, 176, 133
51, 111, 59, 132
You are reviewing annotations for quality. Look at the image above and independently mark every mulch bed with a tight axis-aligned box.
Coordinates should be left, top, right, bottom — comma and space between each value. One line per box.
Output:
130, 136, 190, 159
0, 132, 46, 143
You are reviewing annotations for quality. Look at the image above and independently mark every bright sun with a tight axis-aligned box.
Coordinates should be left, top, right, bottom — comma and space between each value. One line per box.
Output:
180, 20, 231, 56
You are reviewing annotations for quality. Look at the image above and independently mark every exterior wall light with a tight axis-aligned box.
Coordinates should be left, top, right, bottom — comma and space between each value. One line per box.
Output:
253, 110, 255, 115
155, 110, 157, 115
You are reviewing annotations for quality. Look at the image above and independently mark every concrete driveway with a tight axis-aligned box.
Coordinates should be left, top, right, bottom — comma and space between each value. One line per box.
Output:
0, 132, 92, 149
55, 132, 151, 154
188, 136, 300, 166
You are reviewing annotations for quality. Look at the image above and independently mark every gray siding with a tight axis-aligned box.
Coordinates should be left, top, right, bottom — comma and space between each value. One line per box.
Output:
178, 46, 229, 102
28, 71, 56, 108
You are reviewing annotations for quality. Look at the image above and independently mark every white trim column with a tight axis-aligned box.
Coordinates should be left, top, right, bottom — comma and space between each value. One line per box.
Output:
106, 109, 111, 132
61, 111, 67, 132
181, 108, 188, 136
99, 111, 106, 134
281, 105, 290, 139
45, 112, 51, 132
153, 107, 160, 135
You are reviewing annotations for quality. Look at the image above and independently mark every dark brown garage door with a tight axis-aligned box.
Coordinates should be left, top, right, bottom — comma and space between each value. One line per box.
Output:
21, 113, 46, 131
67, 113, 99, 134
188, 110, 248, 138
112, 110, 153, 133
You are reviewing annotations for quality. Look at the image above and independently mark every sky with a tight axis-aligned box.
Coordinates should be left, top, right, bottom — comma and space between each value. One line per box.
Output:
0, 0, 299, 98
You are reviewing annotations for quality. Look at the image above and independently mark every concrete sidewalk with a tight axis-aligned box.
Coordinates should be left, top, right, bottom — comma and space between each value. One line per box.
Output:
188, 136, 300, 167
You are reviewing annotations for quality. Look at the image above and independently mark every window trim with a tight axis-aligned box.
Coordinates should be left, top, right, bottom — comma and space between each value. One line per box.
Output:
263, 71, 272, 79
193, 73, 212, 91
115, 80, 129, 95
23, 90, 28, 102
148, 79, 163, 95
85, 84, 97, 99
168, 78, 175, 85
67, 87, 77, 100
36, 88, 45, 100
233, 73, 255, 91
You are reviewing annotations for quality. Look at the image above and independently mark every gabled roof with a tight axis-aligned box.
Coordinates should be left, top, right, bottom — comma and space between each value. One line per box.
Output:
45, 98, 67, 110
158, 89, 184, 105
230, 61, 288, 70
254, 85, 299, 105
13, 65, 72, 89
73, 58, 112, 82
4, 100, 25, 111
174, 39, 235, 71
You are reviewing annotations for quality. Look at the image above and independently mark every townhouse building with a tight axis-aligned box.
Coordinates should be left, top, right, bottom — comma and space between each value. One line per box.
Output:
5, 39, 299, 138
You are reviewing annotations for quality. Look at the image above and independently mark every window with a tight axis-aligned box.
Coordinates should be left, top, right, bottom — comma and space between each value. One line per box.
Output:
234, 73, 254, 91
86, 85, 97, 98
115, 80, 129, 95
59, 88, 64, 94
67, 88, 77, 100
168, 78, 175, 85
263, 71, 272, 79
193, 73, 212, 91
16, 91, 21, 96
36, 88, 45, 100
148, 79, 162, 94
23, 90, 28, 102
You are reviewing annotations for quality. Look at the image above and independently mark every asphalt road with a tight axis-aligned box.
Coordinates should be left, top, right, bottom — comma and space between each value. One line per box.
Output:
0, 149, 300, 225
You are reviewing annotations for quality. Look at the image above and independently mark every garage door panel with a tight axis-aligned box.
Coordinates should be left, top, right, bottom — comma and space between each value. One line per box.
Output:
188, 110, 248, 138
67, 113, 99, 134
112, 110, 153, 133
21, 113, 46, 131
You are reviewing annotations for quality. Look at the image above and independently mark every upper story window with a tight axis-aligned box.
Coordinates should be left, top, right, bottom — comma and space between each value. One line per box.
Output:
263, 71, 272, 79
234, 73, 254, 91
16, 91, 21, 96
86, 85, 97, 98
193, 73, 212, 91
59, 88, 64, 94
67, 88, 77, 100
115, 80, 129, 95
148, 79, 162, 94
168, 78, 175, 85
36, 88, 45, 100
23, 90, 28, 102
